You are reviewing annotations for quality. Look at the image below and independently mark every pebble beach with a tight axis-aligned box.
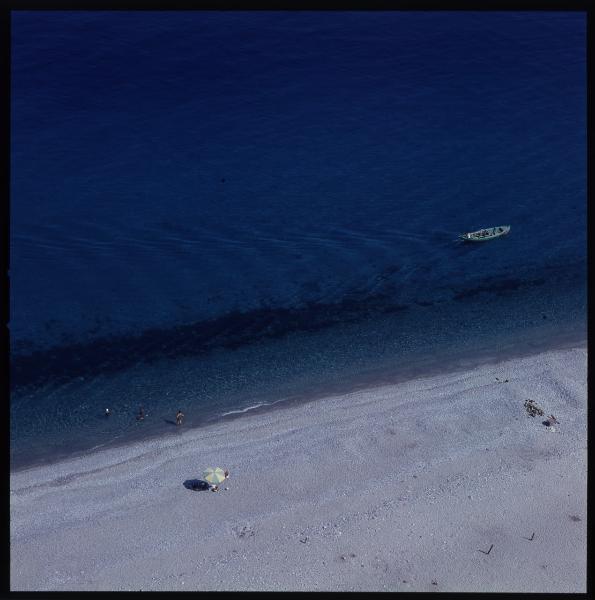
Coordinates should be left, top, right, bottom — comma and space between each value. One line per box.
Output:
10, 343, 587, 592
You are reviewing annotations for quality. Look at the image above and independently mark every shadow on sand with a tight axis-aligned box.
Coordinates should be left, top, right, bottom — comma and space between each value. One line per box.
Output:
183, 479, 211, 491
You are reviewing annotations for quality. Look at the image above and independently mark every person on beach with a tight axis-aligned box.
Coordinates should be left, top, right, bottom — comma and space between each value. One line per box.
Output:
210, 484, 219, 492
137, 406, 145, 421
224, 470, 230, 479
176, 410, 184, 426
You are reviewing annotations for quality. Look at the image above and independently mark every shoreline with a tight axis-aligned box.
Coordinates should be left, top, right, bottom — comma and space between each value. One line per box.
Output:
10, 342, 587, 591
11, 268, 586, 472
10, 321, 586, 474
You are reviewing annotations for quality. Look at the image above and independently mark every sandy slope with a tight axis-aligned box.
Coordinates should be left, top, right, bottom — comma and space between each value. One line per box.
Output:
10, 344, 587, 592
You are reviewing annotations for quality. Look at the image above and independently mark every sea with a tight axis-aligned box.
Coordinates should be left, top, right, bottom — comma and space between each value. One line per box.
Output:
10, 11, 587, 470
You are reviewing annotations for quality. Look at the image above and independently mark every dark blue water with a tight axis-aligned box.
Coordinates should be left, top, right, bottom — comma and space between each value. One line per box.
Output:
10, 11, 586, 469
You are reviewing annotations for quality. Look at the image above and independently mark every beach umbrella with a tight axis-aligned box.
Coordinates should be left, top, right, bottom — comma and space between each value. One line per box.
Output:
204, 467, 226, 485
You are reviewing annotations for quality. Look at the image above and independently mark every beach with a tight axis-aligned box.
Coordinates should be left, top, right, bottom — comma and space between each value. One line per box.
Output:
10, 10, 586, 593
10, 343, 587, 592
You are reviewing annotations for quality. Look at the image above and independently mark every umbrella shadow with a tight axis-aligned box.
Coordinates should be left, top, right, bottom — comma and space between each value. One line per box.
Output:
184, 479, 211, 491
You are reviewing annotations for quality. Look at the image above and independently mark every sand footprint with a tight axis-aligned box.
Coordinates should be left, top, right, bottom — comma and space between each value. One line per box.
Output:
232, 524, 255, 539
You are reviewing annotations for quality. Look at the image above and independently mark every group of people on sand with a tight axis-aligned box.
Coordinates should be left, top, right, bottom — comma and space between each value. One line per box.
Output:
190, 470, 229, 492
104, 407, 185, 425
209, 470, 230, 492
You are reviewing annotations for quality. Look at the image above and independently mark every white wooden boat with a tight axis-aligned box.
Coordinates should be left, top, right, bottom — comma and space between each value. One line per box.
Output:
459, 225, 510, 242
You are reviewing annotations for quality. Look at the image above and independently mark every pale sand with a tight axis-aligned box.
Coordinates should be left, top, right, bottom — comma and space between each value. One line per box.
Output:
10, 344, 587, 592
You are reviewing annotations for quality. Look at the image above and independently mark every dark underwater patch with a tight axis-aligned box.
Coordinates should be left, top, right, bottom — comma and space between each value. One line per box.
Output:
10, 290, 400, 392
453, 278, 523, 301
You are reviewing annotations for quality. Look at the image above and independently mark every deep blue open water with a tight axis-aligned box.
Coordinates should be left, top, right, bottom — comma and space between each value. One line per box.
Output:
10, 11, 586, 469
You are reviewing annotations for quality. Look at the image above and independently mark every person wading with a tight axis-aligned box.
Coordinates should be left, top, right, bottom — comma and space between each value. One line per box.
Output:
176, 410, 184, 426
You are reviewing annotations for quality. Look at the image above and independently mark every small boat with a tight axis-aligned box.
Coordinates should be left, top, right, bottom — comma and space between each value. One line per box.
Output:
459, 225, 510, 242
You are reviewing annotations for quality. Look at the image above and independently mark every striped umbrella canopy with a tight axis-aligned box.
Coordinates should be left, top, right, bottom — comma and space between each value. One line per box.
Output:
204, 467, 226, 485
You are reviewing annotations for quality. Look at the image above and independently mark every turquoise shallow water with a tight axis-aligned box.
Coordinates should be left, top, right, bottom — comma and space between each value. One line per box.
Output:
10, 11, 586, 469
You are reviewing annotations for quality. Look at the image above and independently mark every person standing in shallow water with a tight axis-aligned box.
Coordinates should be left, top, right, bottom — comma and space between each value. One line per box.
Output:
137, 406, 145, 421
176, 410, 184, 426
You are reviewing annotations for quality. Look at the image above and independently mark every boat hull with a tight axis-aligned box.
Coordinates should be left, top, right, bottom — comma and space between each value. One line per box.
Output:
460, 225, 510, 242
